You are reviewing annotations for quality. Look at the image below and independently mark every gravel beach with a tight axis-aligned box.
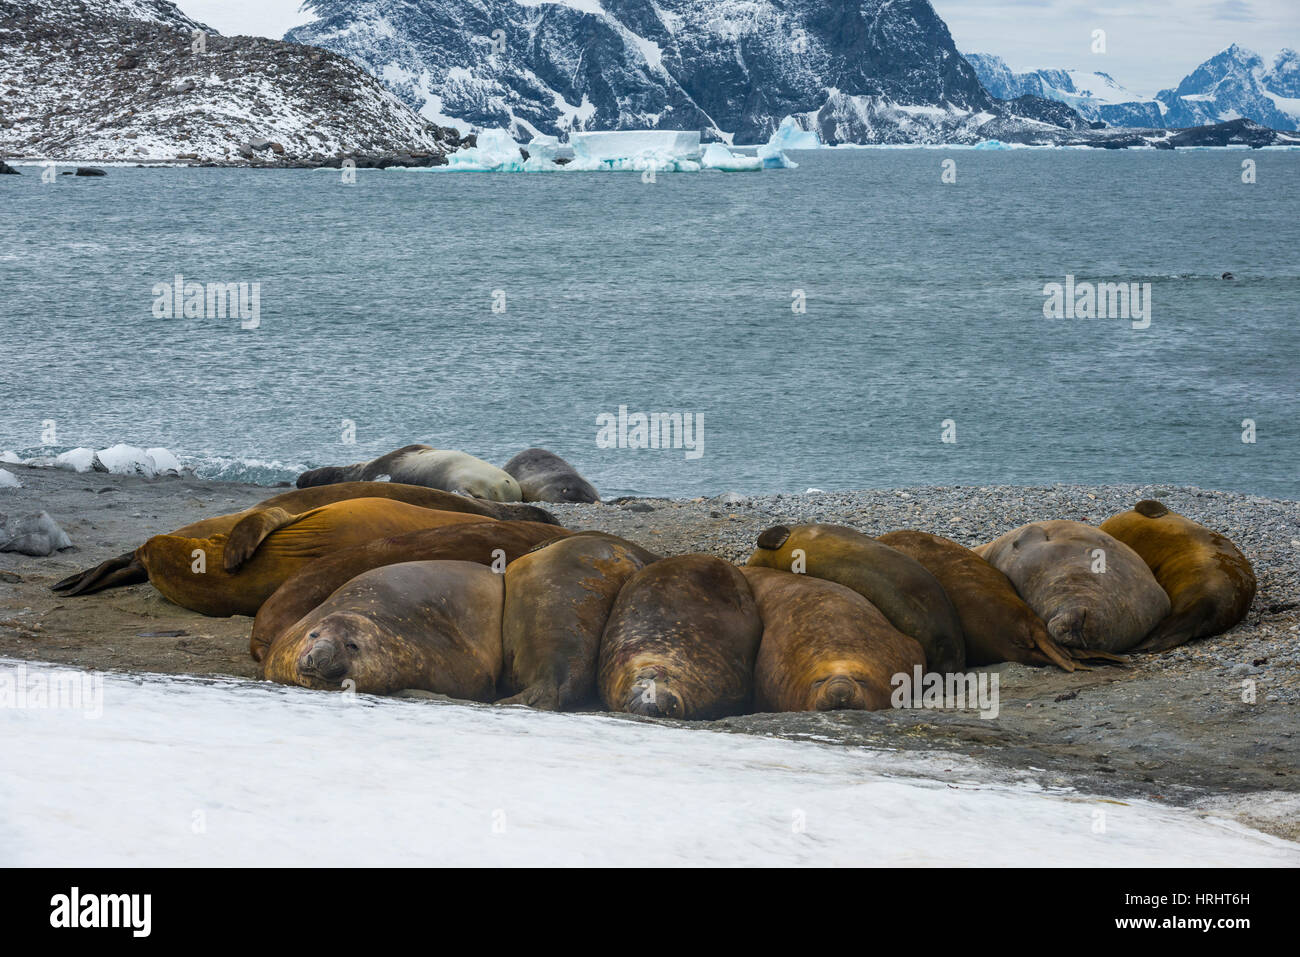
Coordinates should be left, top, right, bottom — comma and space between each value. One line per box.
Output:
2, 463, 1296, 840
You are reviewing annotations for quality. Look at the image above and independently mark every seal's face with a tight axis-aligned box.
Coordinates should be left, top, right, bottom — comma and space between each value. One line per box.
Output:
805, 663, 874, 711
550, 479, 599, 504
289, 611, 415, 694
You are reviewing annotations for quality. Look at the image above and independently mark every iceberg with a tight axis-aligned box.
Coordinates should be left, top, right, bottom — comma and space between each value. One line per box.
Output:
53, 447, 99, 473
767, 116, 823, 151
700, 143, 763, 172
569, 130, 705, 171
0, 469, 20, 489
95, 444, 159, 477
443, 128, 534, 172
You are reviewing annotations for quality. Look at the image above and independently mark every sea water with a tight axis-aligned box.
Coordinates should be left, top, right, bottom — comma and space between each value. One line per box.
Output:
3, 149, 1297, 497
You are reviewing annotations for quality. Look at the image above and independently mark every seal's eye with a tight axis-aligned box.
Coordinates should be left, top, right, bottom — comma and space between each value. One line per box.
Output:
345, 642, 360, 652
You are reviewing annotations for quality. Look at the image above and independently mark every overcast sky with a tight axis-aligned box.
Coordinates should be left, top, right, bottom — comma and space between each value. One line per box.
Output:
176, 0, 1300, 97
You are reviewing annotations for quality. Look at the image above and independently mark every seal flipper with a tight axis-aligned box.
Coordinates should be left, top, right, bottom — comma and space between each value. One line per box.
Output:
1131, 597, 1215, 653
224, 507, 298, 572
756, 525, 791, 550
1066, 647, 1130, 666
50, 552, 148, 595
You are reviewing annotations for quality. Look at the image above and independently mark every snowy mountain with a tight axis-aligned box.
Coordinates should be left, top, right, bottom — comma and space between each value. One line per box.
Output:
964, 54, 1163, 128
966, 46, 1300, 132
286, 0, 1089, 145
0, 0, 460, 163
1157, 45, 1300, 132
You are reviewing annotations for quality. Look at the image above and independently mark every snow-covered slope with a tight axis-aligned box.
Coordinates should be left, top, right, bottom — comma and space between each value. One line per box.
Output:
3, 660, 1297, 866
0, 0, 459, 163
286, 0, 1088, 146
1158, 45, 1300, 132
967, 46, 1300, 133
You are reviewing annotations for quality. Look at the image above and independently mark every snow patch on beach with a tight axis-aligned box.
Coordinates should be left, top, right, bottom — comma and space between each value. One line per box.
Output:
0, 660, 1295, 866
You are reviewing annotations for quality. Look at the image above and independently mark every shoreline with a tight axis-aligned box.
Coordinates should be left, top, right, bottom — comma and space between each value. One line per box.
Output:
2, 464, 1297, 840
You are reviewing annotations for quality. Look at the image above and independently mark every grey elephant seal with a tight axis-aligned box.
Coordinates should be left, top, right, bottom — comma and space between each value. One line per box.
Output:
262, 560, 503, 698
976, 520, 1170, 655
297, 444, 522, 502
1099, 500, 1256, 652
598, 554, 762, 720
503, 448, 599, 503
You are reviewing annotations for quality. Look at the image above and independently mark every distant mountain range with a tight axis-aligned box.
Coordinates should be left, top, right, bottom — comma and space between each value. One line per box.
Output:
286, 0, 1097, 146
965, 45, 1300, 132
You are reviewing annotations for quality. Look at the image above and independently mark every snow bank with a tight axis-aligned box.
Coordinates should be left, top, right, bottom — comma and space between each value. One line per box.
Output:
1, 660, 1295, 867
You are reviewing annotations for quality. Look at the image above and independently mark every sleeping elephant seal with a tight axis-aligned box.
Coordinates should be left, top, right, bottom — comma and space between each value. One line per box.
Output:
877, 530, 1092, 671
598, 554, 762, 720
747, 524, 966, 674
139, 498, 493, 618
296, 444, 522, 502
976, 520, 1170, 655
741, 566, 926, 713
250, 520, 571, 662
498, 534, 652, 710
1100, 500, 1256, 652
262, 560, 503, 698
50, 481, 554, 597
502, 448, 599, 503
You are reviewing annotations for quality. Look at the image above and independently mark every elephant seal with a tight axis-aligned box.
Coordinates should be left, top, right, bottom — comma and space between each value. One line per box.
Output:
51, 481, 554, 596
976, 520, 1170, 655
876, 530, 1094, 671
250, 520, 571, 662
741, 566, 925, 713
139, 498, 493, 618
598, 554, 762, 720
747, 524, 966, 674
498, 534, 651, 710
502, 448, 599, 503
296, 444, 522, 502
1100, 500, 1256, 652
262, 560, 503, 698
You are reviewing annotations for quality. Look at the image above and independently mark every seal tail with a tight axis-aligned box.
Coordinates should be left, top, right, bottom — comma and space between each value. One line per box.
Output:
50, 552, 147, 595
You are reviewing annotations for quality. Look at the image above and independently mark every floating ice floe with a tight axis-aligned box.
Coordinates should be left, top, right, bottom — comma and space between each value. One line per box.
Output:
0, 469, 20, 489
430, 128, 785, 173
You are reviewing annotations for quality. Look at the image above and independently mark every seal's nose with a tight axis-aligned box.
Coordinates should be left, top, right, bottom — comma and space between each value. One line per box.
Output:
300, 636, 347, 682
625, 678, 682, 719
1047, 607, 1088, 647
814, 675, 864, 711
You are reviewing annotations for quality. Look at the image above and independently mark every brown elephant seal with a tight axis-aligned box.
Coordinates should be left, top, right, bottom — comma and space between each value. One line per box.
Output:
250, 520, 571, 662
976, 520, 1170, 655
50, 481, 554, 596
598, 554, 762, 720
262, 560, 503, 698
296, 444, 522, 502
1100, 500, 1256, 652
876, 530, 1101, 670
139, 498, 493, 618
741, 566, 925, 713
502, 448, 600, 503
747, 524, 966, 674
498, 534, 651, 710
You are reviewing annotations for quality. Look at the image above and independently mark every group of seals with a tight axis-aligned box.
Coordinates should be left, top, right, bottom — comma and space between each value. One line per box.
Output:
746, 524, 966, 674
50, 483, 1258, 716
298, 444, 599, 504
